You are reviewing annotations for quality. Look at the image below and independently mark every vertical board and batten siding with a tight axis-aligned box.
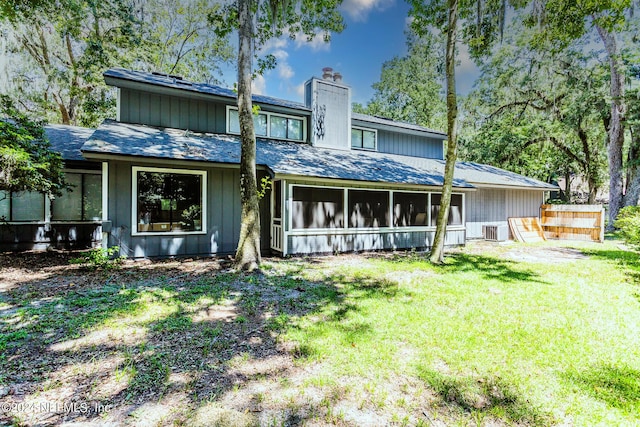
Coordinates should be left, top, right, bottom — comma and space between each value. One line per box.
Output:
375, 129, 444, 159
506, 189, 544, 218
464, 188, 507, 239
106, 160, 272, 258
464, 188, 545, 239
119, 89, 227, 134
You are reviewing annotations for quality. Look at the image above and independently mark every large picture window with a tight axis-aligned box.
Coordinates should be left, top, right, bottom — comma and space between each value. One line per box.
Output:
393, 192, 428, 227
292, 186, 344, 229
133, 167, 206, 234
348, 189, 389, 228
227, 106, 305, 142
0, 191, 45, 222
430, 193, 463, 226
51, 172, 102, 221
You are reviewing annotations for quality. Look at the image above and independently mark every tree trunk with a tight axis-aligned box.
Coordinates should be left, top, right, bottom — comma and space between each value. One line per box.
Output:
595, 23, 626, 230
563, 170, 571, 203
430, 0, 458, 264
624, 126, 640, 206
234, 0, 261, 271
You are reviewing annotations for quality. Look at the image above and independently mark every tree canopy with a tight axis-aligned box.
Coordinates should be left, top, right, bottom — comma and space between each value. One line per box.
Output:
1, 0, 234, 127
0, 96, 65, 197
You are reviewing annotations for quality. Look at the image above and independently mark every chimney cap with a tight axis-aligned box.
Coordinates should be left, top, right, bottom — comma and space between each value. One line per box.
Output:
322, 67, 333, 80
333, 71, 343, 83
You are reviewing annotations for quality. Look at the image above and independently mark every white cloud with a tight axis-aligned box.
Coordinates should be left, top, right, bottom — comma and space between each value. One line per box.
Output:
340, 0, 395, 22
272, 49, 289, 61
259, 37, 288, 53
294, 82, 306, 98
292, 31, 331, 52
253, 74, 266, 95
278, 62, 294, 80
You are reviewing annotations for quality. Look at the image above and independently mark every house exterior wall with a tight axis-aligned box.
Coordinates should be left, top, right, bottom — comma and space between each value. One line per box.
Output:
0, 223, 102, 251
118, 88, 227, 134
104, 159, 270, 258
376, 129, 443, 159
465, 188, 544, 239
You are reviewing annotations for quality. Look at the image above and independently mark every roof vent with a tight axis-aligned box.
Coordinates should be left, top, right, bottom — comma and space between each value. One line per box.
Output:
333, 72, 342, 83
322, 67, 333, 80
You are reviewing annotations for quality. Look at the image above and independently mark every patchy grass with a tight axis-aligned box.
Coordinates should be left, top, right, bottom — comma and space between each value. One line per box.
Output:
1, 241, 639, 426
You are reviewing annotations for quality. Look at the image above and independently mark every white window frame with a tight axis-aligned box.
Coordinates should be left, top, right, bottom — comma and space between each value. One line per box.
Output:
286, 183, 465, 235
391, 189, 430, 228
226, 105, 307, 142
290, 184, 346, 231
351, 126, 378, 151
131, 166, 207, 236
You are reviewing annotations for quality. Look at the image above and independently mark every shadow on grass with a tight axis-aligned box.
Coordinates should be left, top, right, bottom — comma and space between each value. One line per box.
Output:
580, 248, 640, 301
418, 368, 554, 426
0, 250, 555, 426
1, 253, 385, 425
377, 251, 545, 285
562, 364, 640, 415
440, 253, 545, 284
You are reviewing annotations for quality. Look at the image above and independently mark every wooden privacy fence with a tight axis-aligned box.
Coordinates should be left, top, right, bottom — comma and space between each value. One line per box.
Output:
540, 204, 605, 242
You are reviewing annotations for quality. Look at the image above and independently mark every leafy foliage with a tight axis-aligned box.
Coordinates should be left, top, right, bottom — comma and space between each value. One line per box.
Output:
614, 206, 640, 247
460, 26, 609, 202
0, 95, 65, 196
70, 246, 124, 270
1, 0, 233, 126
354, 31, 446, 131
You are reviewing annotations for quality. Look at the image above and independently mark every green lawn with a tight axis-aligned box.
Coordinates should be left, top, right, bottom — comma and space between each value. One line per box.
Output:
1, 241, 639, 426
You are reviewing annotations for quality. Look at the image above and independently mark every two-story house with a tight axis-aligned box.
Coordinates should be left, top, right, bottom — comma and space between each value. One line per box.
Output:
1, 67, 556, 256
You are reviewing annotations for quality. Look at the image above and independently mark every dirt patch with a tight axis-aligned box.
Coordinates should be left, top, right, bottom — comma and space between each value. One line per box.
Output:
458, 240, 591, 264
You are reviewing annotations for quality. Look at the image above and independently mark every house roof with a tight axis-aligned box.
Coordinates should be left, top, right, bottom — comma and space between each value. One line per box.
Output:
81, 120, 556, 190
104, 68, 310, 112
45, 124, 96, 161
352, 112, 446, 137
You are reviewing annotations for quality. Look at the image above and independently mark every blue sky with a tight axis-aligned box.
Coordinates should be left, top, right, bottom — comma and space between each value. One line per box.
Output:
220, 0, 479, 106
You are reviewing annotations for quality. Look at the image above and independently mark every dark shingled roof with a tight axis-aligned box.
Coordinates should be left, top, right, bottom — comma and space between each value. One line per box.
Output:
45, 124, 96, 161
104, 68, 310, 111
82, 121, 557, 190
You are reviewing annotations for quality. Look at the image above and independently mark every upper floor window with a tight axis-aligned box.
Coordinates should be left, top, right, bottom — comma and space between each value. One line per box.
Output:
227, 106, 305, 142
351, 127, 377, 150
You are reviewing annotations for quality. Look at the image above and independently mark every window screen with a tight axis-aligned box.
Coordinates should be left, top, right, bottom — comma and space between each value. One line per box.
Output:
292, 186, 344, 229
393, 192, 428, 227
430, 193, 463, 226
12, 191, 44, 221
348, 189, 389, 228
52, 173, 83, 220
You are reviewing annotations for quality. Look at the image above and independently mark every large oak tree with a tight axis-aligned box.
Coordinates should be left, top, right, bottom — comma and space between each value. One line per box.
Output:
211, 0, 344, 270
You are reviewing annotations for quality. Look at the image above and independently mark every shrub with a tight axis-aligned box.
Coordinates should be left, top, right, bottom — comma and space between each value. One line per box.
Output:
70, 246, 124, 270
614, 206, 640, 247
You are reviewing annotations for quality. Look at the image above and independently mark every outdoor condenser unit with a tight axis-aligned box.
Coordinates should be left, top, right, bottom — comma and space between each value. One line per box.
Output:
483, 225, 509, 241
